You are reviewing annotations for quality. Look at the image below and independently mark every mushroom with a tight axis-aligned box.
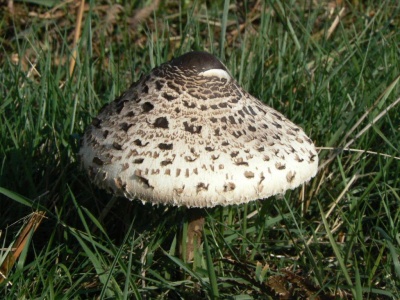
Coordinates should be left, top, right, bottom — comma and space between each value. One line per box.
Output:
79, 51, 318, 261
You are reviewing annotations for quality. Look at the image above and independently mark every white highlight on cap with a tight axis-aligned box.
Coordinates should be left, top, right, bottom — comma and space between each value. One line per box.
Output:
199, 69, 231, 81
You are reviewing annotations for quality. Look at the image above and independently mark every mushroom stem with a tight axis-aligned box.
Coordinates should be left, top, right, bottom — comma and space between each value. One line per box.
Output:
184, 208, 205, 262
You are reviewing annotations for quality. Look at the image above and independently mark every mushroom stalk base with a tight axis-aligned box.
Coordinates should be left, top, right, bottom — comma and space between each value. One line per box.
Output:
183, 208, 205, 262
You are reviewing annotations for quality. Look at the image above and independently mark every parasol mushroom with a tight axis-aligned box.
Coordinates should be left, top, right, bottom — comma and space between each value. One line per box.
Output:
79, 51, 318, 261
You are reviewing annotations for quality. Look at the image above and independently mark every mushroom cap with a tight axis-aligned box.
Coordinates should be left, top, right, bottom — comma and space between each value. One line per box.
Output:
79, 51, 318, 208
170, 51, 228, 72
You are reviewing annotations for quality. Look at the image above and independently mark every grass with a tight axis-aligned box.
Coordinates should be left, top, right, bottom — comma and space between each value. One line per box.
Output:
1, 0, 400, 298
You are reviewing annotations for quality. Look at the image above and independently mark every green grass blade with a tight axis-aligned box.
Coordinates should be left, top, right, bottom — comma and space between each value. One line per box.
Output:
204, 233, 219, 299
318, 201, 355, 295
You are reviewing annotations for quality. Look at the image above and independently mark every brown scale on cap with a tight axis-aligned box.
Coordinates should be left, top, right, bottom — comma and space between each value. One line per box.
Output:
79, 51, 318, 208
